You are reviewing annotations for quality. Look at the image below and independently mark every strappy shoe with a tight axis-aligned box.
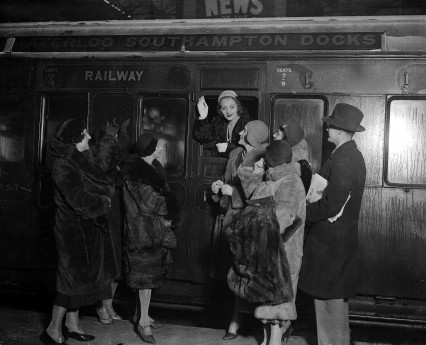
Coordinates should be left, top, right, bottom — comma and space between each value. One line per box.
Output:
281, 323, 294, 343
106, 305, 123, 321
96, 307, 113, 325
223, 331, 238, 340
136, 324, 157, 344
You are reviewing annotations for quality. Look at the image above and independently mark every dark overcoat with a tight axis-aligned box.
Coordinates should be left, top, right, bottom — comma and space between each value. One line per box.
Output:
121, 156, 178, 290
298, 140, 366, 299
50, 135, 119, 296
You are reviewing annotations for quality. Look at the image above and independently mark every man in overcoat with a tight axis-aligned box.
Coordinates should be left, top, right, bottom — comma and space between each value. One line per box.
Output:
298, 103, 366, 345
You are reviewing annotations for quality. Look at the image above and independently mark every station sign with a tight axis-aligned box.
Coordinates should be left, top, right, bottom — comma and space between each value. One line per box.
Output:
41, 64, 191, 89
13, 32, 382, 52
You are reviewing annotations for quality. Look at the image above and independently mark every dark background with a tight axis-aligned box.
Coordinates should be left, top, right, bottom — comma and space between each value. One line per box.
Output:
0, 0, 425, 23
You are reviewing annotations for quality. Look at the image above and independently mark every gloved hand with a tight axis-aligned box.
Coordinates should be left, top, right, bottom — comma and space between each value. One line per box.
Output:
105, 118, 119, 137
211, 179, 224, 194
221, 184, 233, 196
254, 158, 265, 173
216, 142, 228, 153
197, 96, 208, 120
119, 119, 131, 135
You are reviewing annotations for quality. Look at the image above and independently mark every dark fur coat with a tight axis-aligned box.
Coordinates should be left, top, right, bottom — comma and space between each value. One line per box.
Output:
50, 135, 119, 296
121, 155, 179, 290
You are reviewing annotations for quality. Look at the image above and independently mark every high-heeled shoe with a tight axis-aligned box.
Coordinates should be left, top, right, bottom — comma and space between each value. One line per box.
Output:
63, 326, 95, 342
39, 330, 69, 345
136, 324, 157, 344
222, 331, 238, 340
281, 323, 294, 343
96, 306, 113, 325
106, 305, 123, 321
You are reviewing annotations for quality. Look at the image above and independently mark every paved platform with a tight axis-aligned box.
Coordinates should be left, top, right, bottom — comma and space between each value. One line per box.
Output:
0, 307, 310, 345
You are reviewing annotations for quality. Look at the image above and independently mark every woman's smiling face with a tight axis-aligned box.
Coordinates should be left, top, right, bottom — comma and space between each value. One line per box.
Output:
219, 97, 239, 122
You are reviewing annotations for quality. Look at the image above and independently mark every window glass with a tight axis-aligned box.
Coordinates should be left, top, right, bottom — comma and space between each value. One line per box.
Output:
387, 99, 426, 185
141, 97, 187, 176
273, 97, 325, 174
0, 95, 26, 175
92, 93, 133, 149
43, 94, 88, 169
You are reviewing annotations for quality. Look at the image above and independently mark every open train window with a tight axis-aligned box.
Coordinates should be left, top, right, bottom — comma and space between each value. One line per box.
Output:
196, 95, 258, 158
92, 93, 133, 152
272, 96, 326, 174
139, 96, 187, 177
385, 97, 426, 186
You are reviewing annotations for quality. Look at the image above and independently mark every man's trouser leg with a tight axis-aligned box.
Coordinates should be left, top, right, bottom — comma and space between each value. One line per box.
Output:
314, 298, 350, 345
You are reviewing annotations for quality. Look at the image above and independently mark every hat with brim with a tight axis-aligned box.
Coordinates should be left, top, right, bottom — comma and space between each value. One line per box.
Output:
322, 103, 365, 132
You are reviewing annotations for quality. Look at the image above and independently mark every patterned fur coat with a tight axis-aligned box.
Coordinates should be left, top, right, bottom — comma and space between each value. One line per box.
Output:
50, 135, 119, 296
121, 155, 179, 290
235, 162, 306, 323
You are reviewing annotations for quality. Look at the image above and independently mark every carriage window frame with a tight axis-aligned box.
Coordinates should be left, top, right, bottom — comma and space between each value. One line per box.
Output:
271, 95, 328, 175
384, 96, 426, 187
138, 95, 188, 178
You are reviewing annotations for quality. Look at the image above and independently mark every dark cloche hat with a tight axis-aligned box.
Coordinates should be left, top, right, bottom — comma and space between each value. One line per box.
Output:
322, 103, 365, 132
265, 140, 293, 168
136, 133, 158, 157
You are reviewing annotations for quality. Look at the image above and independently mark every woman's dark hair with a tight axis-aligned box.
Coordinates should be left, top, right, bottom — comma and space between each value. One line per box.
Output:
216, 97, 248, 119
56, 118, 86, 144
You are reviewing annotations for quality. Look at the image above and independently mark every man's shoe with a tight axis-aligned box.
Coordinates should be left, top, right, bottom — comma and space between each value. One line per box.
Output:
63, 326, 95, 342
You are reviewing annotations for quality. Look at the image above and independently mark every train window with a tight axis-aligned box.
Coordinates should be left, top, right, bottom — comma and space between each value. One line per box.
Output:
197, 95, 258, 157
272, 97, 325, 174
140, 96, 187, 177
386, 98, 426, 186
91, 93, 133, 146
41, 93, 88, 170
0, 94, 27, 175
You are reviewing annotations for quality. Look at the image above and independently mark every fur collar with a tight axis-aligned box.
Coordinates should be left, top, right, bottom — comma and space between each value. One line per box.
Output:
50, 138, 112, 185
121, 154, 167, 191
267, 161, 301, 182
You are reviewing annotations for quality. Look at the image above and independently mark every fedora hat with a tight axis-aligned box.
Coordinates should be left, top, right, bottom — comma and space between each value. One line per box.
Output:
322, 103, 365, 132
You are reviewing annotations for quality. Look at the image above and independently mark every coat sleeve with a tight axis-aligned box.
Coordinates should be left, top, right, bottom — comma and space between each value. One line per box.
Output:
93, 134, 120, 172
124, 180, 168, 216
274, 177, 302, 234
53, 159, 110, 218
307, 154, 354, 223
193, 116, 226, 145
237, 166, 264, 199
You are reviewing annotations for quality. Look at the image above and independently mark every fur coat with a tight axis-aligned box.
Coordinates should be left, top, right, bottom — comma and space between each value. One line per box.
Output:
236, 162, 306, 323
121, 155, 179, 290
209, 144, 268, 280
50, 135, 119, 296
193, 114, 250, 157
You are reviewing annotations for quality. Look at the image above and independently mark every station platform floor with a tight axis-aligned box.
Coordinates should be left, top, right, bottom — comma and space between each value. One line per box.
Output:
1, 287, 425, 345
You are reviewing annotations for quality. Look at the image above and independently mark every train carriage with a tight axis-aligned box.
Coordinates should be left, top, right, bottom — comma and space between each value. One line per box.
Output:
1, 15, 426, 327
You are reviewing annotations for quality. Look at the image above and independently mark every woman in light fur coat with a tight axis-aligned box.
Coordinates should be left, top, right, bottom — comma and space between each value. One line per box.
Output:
210, 120, 270, 340
236, 140, 306, 345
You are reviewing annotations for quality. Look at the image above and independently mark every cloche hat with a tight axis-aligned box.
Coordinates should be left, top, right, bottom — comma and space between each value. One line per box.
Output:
245, 120, 269, 147
265, 140, 293, 168
136, 133, 158, 157
218, 90, 238, 102
280, 122, 305, 147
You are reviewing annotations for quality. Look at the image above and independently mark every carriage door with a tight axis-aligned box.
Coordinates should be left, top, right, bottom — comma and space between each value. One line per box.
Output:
271, 96, 326, 174
137, 95, 192, 287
